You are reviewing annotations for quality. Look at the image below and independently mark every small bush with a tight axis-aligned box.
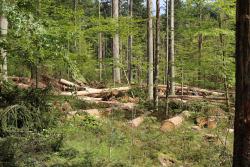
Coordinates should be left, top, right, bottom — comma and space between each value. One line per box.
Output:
79, 115, 102, 133
59, 148, 79, 159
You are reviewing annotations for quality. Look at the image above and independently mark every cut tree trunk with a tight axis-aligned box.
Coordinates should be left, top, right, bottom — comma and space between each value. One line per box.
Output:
61, 86, 130, 96
207, 117, 217, 129
128, 112, 151, 128
79, 96, 136, 110
68, 108, 113, 118
59, 78, 80, 88
160, 111, 190, 132
158, 84, 225, 96
160, 95, 227, 101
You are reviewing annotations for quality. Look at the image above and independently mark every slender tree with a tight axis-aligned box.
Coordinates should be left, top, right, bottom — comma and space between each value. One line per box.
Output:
197, 2, 203, 85
154, 0, 160, 108
128, 0, 133, 83
0, 15, 8, 81
165, 0, 169, 85
112, 0, 121, 83
147, 0, 153, 100
165, 0, 170, 116
98, 0, 103, 81
169, 0, 175, 95
233, 0, 250, 166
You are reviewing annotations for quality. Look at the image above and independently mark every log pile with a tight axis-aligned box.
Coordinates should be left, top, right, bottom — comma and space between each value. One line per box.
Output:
8, 76, 86, 91
158, 84, 226, 96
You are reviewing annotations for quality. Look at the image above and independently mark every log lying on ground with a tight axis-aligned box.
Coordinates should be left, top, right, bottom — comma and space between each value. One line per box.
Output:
160, 95, 227, 101
160, 111, 190, 132
59, 79, 80, 88
128, 112, 151, 128
68, 108, 113, 118
8, 76, 31, 84
158, 84, 225, 96
60, 86, 130, 96
79, 96, 136, 110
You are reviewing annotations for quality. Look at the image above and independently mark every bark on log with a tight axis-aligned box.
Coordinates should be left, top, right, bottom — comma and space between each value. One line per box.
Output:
207, 117, 217, 129
68, 108, 112, 118
158, 84, 225, 96
59, 79, 80, 88
128, 112, 151, 128
160, 111, 190, 132
160, 95, 227, 101
79, 96, 136, 110
61, 86, 130, 96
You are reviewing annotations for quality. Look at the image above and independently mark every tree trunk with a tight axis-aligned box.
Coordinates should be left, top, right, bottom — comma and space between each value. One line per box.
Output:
153, 0, 160, 109
165, 0, 170, 117
160, 111, 190, 132
169, 0, 175, 95
0, 16, 8, 82
197, 4, 203, 85
112, 0, 121, 83
147, 0, 154, 100
128, 0, 133, 83
98, 0, 103, 82
218, 17, 230, 110
165, 0, 169, 86
233, 1, 250, 166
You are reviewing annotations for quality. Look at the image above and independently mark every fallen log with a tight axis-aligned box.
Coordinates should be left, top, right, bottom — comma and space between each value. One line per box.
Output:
59, 79, 80, 88
160, 111, 190, 132
158, 84, 225, 96
61, 86, 130, 96
207, 117, 217, 129
160, 95, 228, 101
17, 83, 30, 89
68, 108, 112, 118
128, 112, 151, 128
79, 96, 136, 110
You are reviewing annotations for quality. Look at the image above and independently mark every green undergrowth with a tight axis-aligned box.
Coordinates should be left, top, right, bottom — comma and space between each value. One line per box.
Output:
0, 83, 233, 166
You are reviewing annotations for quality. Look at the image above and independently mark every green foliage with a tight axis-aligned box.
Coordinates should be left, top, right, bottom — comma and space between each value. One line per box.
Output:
0, 131, 64, 167
79, 115, 102, 133
59, 148, 79, 160
0, 82, 61, 135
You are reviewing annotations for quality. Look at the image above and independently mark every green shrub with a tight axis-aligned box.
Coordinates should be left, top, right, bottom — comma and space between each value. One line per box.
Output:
0, 82, 62, 136
79, 115, 102, 133
59, 148, 79, 159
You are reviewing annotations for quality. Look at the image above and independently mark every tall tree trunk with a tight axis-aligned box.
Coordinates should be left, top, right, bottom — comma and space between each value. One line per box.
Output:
198, 34, 202, 84
154, 0, 160, 109
98, 0, 103, 81
128, 0, 133, 84
169, 0, 175, 95
165, 0, 170, 117
147, 0, 154, 100
165, 0, 169, 86
197, 4, 203, 86
233, 0, 250, 166
0, 16, 8, 82
112, 0, 121, 83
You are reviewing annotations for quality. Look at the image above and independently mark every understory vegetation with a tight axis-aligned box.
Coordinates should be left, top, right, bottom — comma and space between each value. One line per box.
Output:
0, 83, 233, 167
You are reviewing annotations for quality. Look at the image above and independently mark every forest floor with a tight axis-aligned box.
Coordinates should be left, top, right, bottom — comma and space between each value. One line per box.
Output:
0, 80, 234, 167
42, 86, 233, 167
